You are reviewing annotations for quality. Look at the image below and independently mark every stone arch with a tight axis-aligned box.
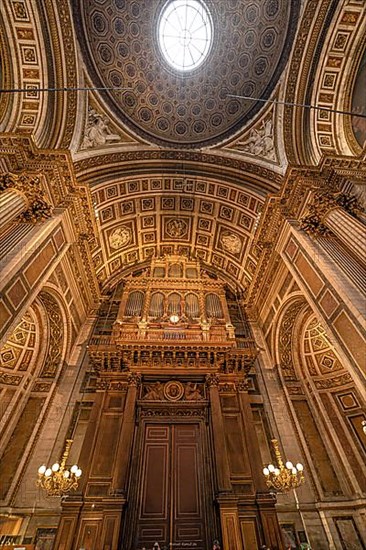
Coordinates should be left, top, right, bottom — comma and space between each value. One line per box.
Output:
274, 301, 366, 501
37, 287, 70, 377
283, 0, 366, 165
0, 288, 70, 503
0, 0, 78, 148
272, 296, 308, 379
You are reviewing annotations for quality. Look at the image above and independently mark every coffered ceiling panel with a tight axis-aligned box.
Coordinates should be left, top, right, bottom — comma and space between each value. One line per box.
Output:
91, 175, 263, 289
73, 0, 299, 147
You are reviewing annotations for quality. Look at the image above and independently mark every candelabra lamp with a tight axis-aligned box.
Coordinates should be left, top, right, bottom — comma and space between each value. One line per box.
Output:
37, 439, 82, 496
263, 439, 304, 493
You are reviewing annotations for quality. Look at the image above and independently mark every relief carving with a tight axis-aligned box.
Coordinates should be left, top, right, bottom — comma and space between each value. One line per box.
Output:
234, 116, 276, 162
81, 107, 121, 149
0, 372, 22, 385
279, 301, 305, 381
220, 232, 242, 254
109, 226, 132, 250
142, 380, 205, 401
166, 218, 188, 238
314, 373, 352, 389
39, 293, 64, 378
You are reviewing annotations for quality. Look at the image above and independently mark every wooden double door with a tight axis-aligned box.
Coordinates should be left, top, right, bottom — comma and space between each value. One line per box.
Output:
123, 421, 216, 550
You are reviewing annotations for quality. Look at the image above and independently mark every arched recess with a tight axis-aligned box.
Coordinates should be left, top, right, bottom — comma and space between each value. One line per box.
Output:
274, 299, 366, 516
0, 288, 69, 504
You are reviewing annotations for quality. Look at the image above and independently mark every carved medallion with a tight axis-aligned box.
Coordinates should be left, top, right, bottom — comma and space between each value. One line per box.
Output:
220, 232, 242, 254
164, 380, 184, 401
166, 218, 188, 238
109, 226, 131, 249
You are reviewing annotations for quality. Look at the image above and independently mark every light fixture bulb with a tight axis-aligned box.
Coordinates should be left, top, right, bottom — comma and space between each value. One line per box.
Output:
274, 468, 280, 476
45, 468, 52, 477
263, 467, 269, 476
75, 468, 82, 477
170, 314, 179, 324
38, 465, 46, 475
63, 470, 70, 478
285, 461, 293, 470
52, 463, 60, 472
291, 467, 297, 475
70, 464, 78, 474
268, 464, 275, 472
296, 463, 303, 471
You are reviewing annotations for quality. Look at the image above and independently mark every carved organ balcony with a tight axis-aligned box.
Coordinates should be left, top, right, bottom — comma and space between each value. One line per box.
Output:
88, 256, 257, 374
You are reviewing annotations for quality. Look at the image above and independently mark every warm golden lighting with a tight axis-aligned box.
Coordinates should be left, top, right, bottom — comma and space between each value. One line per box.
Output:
37, 439, 82, 496
263, 439, 304, 493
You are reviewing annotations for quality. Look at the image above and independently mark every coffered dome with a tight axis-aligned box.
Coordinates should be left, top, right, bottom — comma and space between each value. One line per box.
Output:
73, 0, 299, 147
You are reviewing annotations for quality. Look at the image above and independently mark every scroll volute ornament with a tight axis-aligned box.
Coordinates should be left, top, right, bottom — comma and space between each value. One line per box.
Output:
0, 172, 53, 223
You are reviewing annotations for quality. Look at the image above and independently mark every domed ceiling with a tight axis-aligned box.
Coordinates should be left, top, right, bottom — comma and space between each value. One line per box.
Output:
73, 0, 299, 148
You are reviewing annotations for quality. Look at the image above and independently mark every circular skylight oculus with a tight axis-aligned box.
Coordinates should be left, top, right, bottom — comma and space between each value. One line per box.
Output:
158, 0, 213, 72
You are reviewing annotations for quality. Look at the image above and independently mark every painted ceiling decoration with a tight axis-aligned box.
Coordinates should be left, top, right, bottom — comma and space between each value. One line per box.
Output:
73, 0, 299, 147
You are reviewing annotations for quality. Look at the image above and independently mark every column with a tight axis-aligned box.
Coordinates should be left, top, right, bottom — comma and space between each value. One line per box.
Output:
324, 207, 365, 265
112, 372, 140, 494
237, 382, 267, 492
206, 374, 232, 493
301, 190, 365, 266
0, 188, 28, 227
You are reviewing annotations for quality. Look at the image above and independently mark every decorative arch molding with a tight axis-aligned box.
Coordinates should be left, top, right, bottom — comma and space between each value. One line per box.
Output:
285, 309, 366, 498
0, 6, 14, 130
73, 149, 283, 195
281, 0, 366, 165
309, 2, 366, 160
0, 304, 44, 387
273, 296, 308, 381
0, 0, 78, 148
37, 287, 70, 378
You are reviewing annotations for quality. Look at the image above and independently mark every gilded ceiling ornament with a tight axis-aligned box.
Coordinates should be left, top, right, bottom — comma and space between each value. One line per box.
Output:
166, 218, 188, 238
81, 107, 121, 149
220, 232, 242, 254
109, 226, 132, 250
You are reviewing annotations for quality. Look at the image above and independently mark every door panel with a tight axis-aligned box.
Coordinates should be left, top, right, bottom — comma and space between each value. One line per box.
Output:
127, 422, 210, 550
173, 425, 205, 549
137, 426, 170, 544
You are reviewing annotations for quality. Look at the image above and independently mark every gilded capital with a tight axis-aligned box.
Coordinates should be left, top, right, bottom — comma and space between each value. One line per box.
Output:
300, 190, 363, 238
205, 373, 220, 387
0, 172, 52, 223
128, 372, 141, 387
